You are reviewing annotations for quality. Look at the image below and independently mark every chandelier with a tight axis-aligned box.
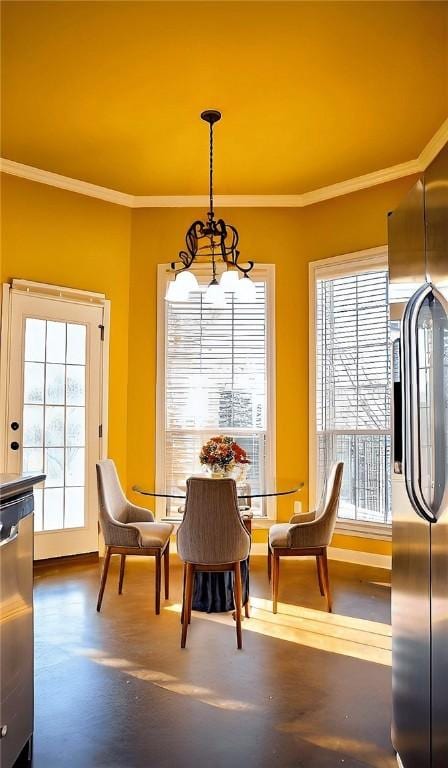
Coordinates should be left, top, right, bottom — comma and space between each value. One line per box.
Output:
166, 110, 256, 304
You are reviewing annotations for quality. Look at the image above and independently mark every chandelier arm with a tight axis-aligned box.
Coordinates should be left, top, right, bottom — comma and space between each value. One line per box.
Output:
172, 250, 195, 272
233, 260, 255, 276
180, 220, 204, 265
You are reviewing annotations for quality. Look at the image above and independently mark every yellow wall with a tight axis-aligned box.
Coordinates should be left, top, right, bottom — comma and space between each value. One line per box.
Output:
126, 175, 418, 555
1, 172, 419, 557
0, 174, 132, 481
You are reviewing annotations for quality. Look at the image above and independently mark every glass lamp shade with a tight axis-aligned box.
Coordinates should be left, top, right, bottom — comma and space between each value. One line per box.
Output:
175, 269, 199, 292
219, 268, 239, 292
204, 279, 226, 305
235, 274, 257, 302
165, 280, 189, 302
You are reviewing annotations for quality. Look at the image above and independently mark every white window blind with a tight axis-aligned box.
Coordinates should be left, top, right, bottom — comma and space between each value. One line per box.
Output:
315, 267, 391, 525
159, 269, 273, 517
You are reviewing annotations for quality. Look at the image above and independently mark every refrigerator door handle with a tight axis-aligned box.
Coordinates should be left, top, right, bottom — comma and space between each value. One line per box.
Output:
402, 283, 437, 523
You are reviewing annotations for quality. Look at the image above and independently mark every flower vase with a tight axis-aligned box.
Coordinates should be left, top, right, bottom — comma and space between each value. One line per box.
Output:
210, 466, 226, 479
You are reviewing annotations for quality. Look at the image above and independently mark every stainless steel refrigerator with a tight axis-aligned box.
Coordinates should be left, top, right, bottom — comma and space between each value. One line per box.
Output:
388, 143, 448, 768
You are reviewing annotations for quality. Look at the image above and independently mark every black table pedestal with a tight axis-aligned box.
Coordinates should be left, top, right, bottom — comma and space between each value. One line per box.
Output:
192, 559, 249, 613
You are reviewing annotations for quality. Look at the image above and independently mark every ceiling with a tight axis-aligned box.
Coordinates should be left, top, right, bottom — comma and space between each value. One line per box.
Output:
1, 1, 447, 197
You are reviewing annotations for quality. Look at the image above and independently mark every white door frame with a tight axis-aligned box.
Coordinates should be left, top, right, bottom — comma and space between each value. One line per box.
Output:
0, 279, 110, 554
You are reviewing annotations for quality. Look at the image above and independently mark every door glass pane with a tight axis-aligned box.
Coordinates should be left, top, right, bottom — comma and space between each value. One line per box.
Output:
24, 362, 44, 404
22, 318, 87, 532
45, 406, 64, 447
417, 292, 448, 516
23, 447, 44, 474
64, 487, 84, 528
23, 405, 44, 446
66, 407, 85, 446
67, 324, 86, 365
46, 321, 66, 363
45, 364, 65, 405
24, 319, 46, 362
66, 366, 85, 406
45, 447, 64, 488
44, 488, 64, 530
66, 447, 85, 486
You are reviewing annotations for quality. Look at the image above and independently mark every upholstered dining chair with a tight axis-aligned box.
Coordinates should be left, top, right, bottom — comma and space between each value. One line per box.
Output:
177, 477, 251, 649
96, 460, 174, 615
268, 462, 344, 613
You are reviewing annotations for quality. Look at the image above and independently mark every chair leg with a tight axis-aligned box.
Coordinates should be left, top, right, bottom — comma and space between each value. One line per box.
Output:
97, 546, 111, 612
164, 542, 170, 600
267, 544, 272, 582
233, 562, 243, 650
155, 552, 162, 615
272, 551, 280, 614
118, 554, 126, 595
316, 555, 325, 596
186, 565, 193, 626
244, 599, 250, 619
180, 563, 186, 624
321, 549, 332, 612
181, 563, 194, 649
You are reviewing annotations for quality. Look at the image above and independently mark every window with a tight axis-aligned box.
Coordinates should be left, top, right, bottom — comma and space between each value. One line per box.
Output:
310, 249, 391, 530
157, 265, 275, 518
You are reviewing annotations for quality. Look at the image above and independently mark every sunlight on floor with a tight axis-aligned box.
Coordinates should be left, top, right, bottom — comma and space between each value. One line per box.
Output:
78, 648, 259, 712
165, 597, 392, 666
277, 720, 396, 768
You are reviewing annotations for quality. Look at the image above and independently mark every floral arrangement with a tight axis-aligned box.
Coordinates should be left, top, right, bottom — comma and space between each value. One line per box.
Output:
199, 435, 250, 473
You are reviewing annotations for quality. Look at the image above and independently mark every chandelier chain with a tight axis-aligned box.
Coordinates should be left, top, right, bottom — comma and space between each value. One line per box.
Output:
209, 121, 214, 221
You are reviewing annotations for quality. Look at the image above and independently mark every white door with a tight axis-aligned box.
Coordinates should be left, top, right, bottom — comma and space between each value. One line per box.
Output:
4, 288, 106, 559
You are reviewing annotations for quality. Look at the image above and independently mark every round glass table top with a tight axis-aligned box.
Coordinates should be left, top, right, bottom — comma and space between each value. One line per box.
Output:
132, 478, 304, 500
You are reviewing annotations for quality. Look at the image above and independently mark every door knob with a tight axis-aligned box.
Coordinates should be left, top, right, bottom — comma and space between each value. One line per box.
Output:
10, 421, 19, 431
10, 442, 19, 451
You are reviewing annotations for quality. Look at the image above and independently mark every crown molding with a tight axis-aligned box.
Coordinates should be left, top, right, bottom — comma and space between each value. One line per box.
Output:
0, 158, 133, 207
1, 118, 447, 209
418, 116, 448, 168
299, 159, 420, 207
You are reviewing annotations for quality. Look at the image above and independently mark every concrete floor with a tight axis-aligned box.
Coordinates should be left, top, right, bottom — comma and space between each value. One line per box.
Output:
31, 554, 394, 768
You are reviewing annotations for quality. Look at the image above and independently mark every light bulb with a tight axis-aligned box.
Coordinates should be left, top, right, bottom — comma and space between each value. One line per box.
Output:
175, 270, 199, 292
165, 280, 189, 302
204, 279, 226, 305
219, 269, 240, 292
235, 275, 257, 302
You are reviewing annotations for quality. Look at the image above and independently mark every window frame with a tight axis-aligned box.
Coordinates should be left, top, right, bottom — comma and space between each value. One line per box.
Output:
156, 262, 277, 521
309, 246, 392, 539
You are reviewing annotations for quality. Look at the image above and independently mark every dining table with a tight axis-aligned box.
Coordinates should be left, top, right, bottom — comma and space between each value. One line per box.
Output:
133, 478, 303, 615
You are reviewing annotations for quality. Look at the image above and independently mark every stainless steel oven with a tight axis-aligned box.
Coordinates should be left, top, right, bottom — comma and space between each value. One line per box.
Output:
0, 482, 38, 768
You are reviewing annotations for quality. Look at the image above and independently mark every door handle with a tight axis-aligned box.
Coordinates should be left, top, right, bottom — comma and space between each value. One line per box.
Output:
402, 283, 437, 523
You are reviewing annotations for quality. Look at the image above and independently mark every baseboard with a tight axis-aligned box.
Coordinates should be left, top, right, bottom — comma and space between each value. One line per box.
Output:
33, 551, 99, 568
327, 546, 391, 570
249, 542, 391, 569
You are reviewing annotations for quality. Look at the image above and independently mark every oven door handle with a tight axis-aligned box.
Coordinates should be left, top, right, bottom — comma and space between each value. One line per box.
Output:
0, 524, 19, 547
